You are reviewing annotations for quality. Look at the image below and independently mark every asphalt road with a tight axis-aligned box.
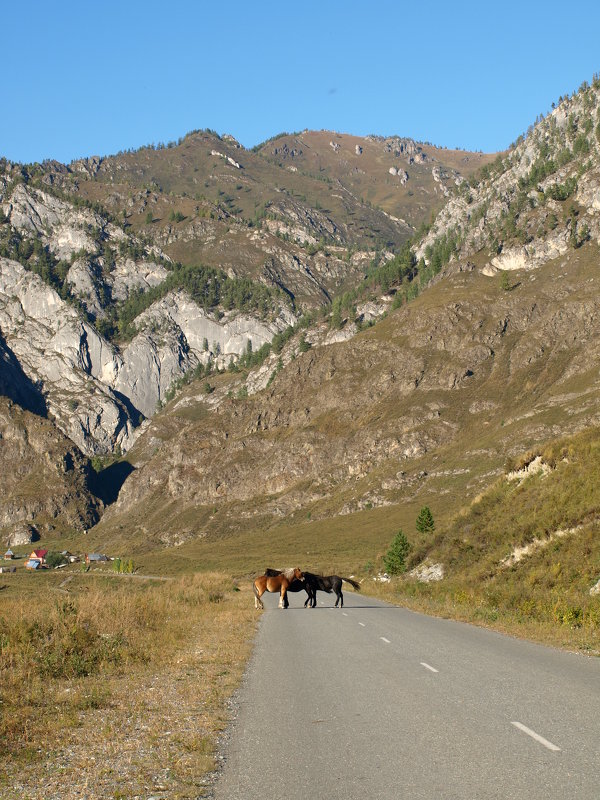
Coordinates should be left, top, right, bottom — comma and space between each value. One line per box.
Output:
212, 588, 600, 799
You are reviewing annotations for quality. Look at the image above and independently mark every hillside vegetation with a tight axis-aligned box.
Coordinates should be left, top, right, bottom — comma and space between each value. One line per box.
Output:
375, 426, 600, 653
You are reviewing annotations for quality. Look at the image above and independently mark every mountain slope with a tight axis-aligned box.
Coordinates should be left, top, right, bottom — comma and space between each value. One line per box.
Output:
90, 236, 600, 560
83, 80, 600, 569
39, 129, 495, 306
0, 396, 101, 542
416, 77, 600, 277
3, 83, 600, 569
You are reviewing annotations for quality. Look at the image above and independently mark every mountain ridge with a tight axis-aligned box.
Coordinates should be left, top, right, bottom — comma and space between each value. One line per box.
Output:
2, 82, 600, 565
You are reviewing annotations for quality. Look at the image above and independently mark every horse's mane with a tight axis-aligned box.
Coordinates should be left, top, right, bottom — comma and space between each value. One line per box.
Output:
264, 567, 297, 580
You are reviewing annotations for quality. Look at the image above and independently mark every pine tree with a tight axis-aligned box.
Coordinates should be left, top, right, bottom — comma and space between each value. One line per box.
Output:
383, 530, 411, 575
416, 506, 435, 535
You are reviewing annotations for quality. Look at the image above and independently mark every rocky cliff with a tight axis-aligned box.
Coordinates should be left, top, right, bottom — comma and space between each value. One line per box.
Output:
0, 177, 296, 455
0, 397, 101, 543
416, 80, 600, 275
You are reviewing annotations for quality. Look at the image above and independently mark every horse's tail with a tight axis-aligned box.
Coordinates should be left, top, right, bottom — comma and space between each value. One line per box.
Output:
252, 579, 259, 599
341, 577, 361, 591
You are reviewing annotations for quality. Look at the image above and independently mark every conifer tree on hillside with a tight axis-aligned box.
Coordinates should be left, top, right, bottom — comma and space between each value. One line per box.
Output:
416, 506, 435, 535
383, 530, 411, 575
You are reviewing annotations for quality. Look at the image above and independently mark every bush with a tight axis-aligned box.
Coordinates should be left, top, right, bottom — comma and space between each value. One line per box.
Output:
45, 552, 68, 569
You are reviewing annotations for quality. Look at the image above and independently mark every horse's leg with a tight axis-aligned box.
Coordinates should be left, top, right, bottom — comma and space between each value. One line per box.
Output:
304, 586, 313, 608
279, 582, 288, 608
253, 582, 264, 610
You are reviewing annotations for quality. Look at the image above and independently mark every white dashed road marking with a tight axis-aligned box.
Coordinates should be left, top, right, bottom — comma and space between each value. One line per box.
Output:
511, 721, 561, 752
358, 622, 366, 627
420, 662, 439, 673
380, 637, 391, 644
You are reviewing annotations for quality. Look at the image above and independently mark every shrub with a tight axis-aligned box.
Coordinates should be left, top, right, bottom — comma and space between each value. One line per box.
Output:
45, 552, 68, 569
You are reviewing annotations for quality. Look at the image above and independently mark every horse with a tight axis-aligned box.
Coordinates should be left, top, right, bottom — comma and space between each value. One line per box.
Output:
302, 572, 361, 608
253, 567, 304, 609
264, 567, 315, 608
264, 568, 361, 608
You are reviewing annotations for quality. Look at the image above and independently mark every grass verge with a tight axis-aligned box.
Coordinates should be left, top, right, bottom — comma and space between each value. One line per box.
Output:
0, 572, 257, 798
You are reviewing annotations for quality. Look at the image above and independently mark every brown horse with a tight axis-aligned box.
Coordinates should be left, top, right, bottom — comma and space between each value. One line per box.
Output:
253, 567, 304, 609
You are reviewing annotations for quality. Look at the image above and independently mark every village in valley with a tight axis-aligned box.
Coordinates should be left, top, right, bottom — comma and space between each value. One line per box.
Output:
0, 548, 123, 574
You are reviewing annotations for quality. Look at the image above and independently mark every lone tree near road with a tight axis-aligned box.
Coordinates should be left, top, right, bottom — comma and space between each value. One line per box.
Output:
416, 506, 435, 535
383, 530, 411, 575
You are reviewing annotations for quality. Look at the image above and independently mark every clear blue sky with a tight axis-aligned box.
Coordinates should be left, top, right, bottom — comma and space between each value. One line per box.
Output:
3, 0, 600, 164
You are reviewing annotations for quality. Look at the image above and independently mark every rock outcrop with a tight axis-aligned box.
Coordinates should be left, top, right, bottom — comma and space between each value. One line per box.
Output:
0, 397, 102, 538
0, 257, 136, 454
417, 83, 600, 271
0, 256, 294, 450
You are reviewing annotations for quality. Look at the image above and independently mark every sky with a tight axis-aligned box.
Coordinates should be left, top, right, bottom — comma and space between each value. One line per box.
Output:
3, 0, 600, 164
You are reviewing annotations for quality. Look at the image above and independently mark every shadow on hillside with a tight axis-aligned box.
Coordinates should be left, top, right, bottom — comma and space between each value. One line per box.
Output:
90, 461, 135, 506
0, 331, 48, 417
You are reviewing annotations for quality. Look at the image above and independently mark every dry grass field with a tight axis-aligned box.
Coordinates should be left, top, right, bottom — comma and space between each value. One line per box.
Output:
0, 571, 257, 799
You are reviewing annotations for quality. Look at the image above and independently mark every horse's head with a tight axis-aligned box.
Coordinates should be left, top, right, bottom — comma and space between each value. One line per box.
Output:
293, 567, 304, 581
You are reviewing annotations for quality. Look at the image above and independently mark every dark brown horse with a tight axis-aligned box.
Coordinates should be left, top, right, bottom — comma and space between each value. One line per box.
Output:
264, 567, 314, 607
253, 567, 304, 609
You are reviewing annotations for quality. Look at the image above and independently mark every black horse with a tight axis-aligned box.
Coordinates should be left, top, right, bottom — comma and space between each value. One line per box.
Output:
302, 572, 361, 608
264, 568, 361, 608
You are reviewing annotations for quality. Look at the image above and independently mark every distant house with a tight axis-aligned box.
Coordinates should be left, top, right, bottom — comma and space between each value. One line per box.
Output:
61, 550, 79, 563
0, 565, 16, 573
25, 549, 48, 571
4, 549, 14, 560
85, 553, 109, 565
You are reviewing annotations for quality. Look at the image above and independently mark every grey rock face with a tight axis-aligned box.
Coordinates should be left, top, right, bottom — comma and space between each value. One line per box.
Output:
3, 183, 129, 261
0, 257, 135, 454
66, 259, 105, 317
6, 524, 38, 547
117, 323, 198, 418
417, 87, 600, 269
65, 256, 170, 318
0, 255, 294, 453
119, 291, 291, 416
110, 258, 169, 302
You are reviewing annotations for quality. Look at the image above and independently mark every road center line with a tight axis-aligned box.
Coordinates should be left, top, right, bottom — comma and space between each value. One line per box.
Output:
380, 637, 391, 644
511, 721, 561, 752
358, 622, 366, 627
342, 612, 348, 616
420, 662, 439, 673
